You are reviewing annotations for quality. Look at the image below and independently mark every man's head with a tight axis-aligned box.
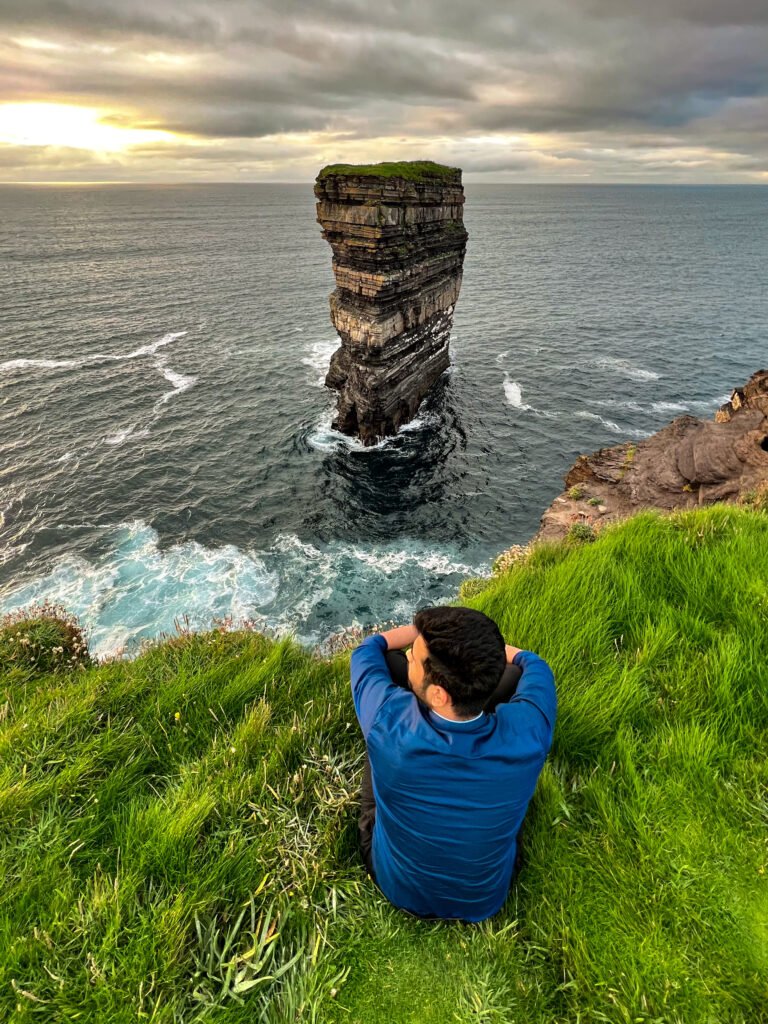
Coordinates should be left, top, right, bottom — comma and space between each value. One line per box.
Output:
406, 606, 506, 719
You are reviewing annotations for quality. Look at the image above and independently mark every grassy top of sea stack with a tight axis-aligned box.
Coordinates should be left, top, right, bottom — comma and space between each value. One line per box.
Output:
1, 505, 767, 1021
317, 160, 460, 183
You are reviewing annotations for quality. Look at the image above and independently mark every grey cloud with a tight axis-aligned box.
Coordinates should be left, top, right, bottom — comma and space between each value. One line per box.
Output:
580, 0, 768, 27
1, 0, 767, 181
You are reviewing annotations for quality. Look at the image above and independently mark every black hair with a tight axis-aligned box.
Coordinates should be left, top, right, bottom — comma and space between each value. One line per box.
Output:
412, 605, 506, 717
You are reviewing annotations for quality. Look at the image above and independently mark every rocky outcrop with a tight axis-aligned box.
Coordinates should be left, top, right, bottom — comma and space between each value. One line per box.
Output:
315, 161, 467, 445
538, 370, 768, 541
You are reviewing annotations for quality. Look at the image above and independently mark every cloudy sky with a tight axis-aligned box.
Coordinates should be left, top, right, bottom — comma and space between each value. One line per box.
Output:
1, 0, 767, 182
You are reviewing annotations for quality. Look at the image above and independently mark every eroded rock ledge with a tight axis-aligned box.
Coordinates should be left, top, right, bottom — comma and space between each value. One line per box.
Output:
315, 161, 467, 445
537, 369, 768, 541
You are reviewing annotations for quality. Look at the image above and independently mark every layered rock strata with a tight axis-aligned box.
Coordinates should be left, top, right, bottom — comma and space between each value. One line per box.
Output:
315, 162, 468, 445
537, 369, 768, 541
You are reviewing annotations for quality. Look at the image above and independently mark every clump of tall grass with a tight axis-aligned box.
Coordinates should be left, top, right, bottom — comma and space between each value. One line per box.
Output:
1, 506, 766, 1022
0, 601, 91, 679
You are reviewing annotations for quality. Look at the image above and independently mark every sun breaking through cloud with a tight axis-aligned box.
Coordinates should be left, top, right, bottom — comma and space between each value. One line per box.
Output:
0, 1, 766, 182
0, 103, 177, 152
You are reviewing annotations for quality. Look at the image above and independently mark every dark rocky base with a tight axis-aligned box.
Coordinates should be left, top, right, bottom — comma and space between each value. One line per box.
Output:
326, 307, 453, 444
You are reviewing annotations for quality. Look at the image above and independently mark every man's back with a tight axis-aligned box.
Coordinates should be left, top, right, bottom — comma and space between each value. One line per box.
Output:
351, 634, 556, 921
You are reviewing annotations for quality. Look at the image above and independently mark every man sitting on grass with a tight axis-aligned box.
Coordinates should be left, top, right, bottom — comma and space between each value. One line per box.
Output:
351, 605, 556, 922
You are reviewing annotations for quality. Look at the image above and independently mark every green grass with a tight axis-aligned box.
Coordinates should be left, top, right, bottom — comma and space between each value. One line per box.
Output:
317, 160, 460, 183
1, 506, 767, 1022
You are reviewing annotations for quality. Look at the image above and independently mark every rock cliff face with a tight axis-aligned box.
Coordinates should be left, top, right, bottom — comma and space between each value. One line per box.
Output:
537, 369, 768, 541
315, 161, 467, 445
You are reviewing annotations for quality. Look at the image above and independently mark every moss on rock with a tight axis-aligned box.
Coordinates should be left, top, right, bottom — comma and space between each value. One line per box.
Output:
317, 160, 460, 183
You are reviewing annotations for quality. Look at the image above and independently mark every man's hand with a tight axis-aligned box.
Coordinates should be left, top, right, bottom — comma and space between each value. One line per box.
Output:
505, 644, 523, 663
380, 624, 419, 651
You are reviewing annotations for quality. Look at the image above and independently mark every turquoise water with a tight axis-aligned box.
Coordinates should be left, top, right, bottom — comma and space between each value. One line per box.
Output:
0, 184, 765, 655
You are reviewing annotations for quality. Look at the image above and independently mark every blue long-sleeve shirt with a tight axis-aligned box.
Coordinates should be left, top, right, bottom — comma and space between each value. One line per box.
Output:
350, 633, 556, 921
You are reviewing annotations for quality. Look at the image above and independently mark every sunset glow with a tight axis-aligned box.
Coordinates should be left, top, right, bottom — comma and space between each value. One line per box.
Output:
0, 1, 765, 182
0, 103, 176, 152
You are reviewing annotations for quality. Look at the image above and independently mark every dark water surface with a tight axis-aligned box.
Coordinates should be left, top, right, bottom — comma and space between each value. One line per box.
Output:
0, 184, 765, 654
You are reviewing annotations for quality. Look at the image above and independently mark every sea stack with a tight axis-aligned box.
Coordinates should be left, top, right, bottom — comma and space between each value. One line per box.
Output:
314, 161, 467, 445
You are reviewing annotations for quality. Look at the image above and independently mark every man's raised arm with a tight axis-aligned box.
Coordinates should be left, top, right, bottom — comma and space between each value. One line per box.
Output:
504, 646, 557, 737
380, 624, 419, 650
350, 624, 415, 738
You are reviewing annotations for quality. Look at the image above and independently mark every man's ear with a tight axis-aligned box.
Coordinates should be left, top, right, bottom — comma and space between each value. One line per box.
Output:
429, 684, 452, 710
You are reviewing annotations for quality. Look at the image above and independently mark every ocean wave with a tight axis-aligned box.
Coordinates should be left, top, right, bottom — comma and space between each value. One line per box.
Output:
156, 365, 197, 407
503, 379, 531, 411
651, 401, 689, 413
0, 521, 489, 657
502, 376, 559, 418
0, 358, 78, 372
690, 393, 732, 412
104, 425, 150, 446
594, 356, 661, 382
307, 405, 438, 453
575, 410, 648, 438
0, 331, 187, 377
596, 393, 730, 417
595, 399, 645, 413
308, 409, 389, 453
100, 344, 197, 447
345, 543, 481, 577
301, 338, 339, 387
123, 333, 186, 359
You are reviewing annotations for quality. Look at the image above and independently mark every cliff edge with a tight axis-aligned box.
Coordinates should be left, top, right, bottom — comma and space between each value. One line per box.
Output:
538, 369, 768, 541
315, 161, 467, 445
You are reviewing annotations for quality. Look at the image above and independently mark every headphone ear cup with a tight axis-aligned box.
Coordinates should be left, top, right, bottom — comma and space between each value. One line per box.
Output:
384, 648, 410, 689
484, 662, 523, 713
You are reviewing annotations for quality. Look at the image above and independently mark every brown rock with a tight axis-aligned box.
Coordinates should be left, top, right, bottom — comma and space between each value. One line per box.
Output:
537, 370, 768, 542
315, 162, 467, 445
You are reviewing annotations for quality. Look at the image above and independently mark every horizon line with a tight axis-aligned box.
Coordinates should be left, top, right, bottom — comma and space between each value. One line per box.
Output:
1, 179, 766, 187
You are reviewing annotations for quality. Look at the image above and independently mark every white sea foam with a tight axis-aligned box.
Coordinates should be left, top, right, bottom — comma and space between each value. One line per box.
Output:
576, 410, 624, 433
307, 404, 436, 453
0, 358, 78, 372
495, 351, 509, 364
100, 346, 196, 446
594, 356, 660, 382
502, 376, 559, 418
598, 394, 729, 418
0, 521, 280, 657
156, 365, 197, 406
104, 424, 150, 446
301, 338, 339, 387
503, 378, 531, 410
0, 331, 187, 377
307, 409, 384, 453
651, 401, 689, 413
0, 521, 489, 657
123, 332, 187, 360
576, 410, 648, 438
596, 399, 645, 413
690, 393, 732, 412
346, 544, 481, 577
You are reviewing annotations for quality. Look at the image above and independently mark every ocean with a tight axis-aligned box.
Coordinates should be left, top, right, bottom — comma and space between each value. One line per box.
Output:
0, 183, 765, 657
